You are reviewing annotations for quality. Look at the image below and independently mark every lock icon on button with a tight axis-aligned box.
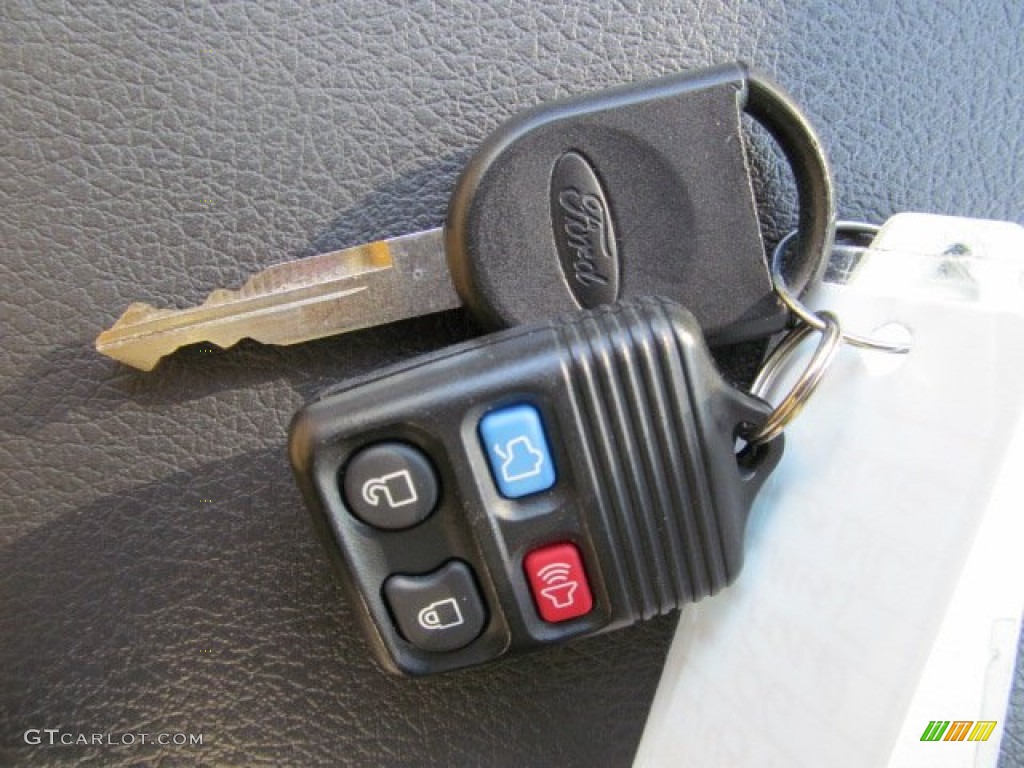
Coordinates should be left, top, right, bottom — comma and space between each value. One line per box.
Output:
417, 598, 465, 631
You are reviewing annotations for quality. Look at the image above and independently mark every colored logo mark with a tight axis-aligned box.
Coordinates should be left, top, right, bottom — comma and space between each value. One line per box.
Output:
920, 720, 997, 742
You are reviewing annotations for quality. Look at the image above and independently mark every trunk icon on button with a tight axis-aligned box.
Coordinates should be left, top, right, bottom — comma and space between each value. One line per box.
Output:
494, 436, 545, 483
479, 404, 556, 498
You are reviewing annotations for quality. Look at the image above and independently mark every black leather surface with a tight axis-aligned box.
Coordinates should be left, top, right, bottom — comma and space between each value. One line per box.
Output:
2, 1, 1021, 766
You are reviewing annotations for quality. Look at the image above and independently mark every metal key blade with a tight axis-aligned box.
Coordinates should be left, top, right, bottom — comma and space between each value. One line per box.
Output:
96, 228, 458, 370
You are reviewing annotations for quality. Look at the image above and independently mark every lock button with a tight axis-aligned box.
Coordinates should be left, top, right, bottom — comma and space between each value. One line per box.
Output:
383, 561, 487, 652
479, 404, 556, 498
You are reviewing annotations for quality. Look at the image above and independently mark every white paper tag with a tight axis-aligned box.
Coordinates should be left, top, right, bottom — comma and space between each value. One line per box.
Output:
634, 215, 1024, 768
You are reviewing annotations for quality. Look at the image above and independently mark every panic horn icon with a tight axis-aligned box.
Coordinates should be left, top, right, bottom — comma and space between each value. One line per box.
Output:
536, 563, 579, 608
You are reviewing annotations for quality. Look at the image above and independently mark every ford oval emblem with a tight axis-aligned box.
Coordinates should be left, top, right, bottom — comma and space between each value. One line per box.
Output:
550, 152, 620, 308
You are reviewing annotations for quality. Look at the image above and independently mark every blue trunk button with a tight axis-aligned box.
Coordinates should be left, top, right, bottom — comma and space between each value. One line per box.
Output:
479, 404, 556, 498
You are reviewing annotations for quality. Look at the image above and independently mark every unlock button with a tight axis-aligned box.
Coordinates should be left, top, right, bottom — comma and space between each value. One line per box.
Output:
384, 561, 487, 652
342, 442, 439, 530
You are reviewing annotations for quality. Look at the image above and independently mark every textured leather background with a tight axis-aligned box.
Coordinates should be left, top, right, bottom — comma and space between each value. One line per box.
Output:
2, 1, 1022, 766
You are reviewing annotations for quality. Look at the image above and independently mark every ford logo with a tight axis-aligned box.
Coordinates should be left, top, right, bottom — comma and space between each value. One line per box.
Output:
550, 152, 620, 308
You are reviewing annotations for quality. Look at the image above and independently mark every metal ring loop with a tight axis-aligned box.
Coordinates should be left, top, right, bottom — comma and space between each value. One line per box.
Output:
745, 71, 837, 298
772, 221, 911, 353
744, 310, 843, 445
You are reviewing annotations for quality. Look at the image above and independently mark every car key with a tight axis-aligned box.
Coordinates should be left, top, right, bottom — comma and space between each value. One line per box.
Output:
96, 62, 834, 370
288, 296, 786, 676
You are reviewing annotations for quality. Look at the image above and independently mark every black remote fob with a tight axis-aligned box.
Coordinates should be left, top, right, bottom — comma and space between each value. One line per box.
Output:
289, 297, 783, 675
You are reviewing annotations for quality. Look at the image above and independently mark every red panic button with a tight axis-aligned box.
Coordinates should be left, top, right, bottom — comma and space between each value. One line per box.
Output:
524, 542, 593, 623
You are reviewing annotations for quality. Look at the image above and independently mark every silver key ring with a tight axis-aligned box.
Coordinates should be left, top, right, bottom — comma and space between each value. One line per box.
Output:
772, 221, 911, 353
743, 310, 843, 445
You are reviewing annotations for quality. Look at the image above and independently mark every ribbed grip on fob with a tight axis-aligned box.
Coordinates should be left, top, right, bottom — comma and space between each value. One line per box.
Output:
552, 300, 777, 620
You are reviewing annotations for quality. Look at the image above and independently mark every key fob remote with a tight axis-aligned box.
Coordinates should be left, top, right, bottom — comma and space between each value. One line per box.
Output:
290, 297, 783, 675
